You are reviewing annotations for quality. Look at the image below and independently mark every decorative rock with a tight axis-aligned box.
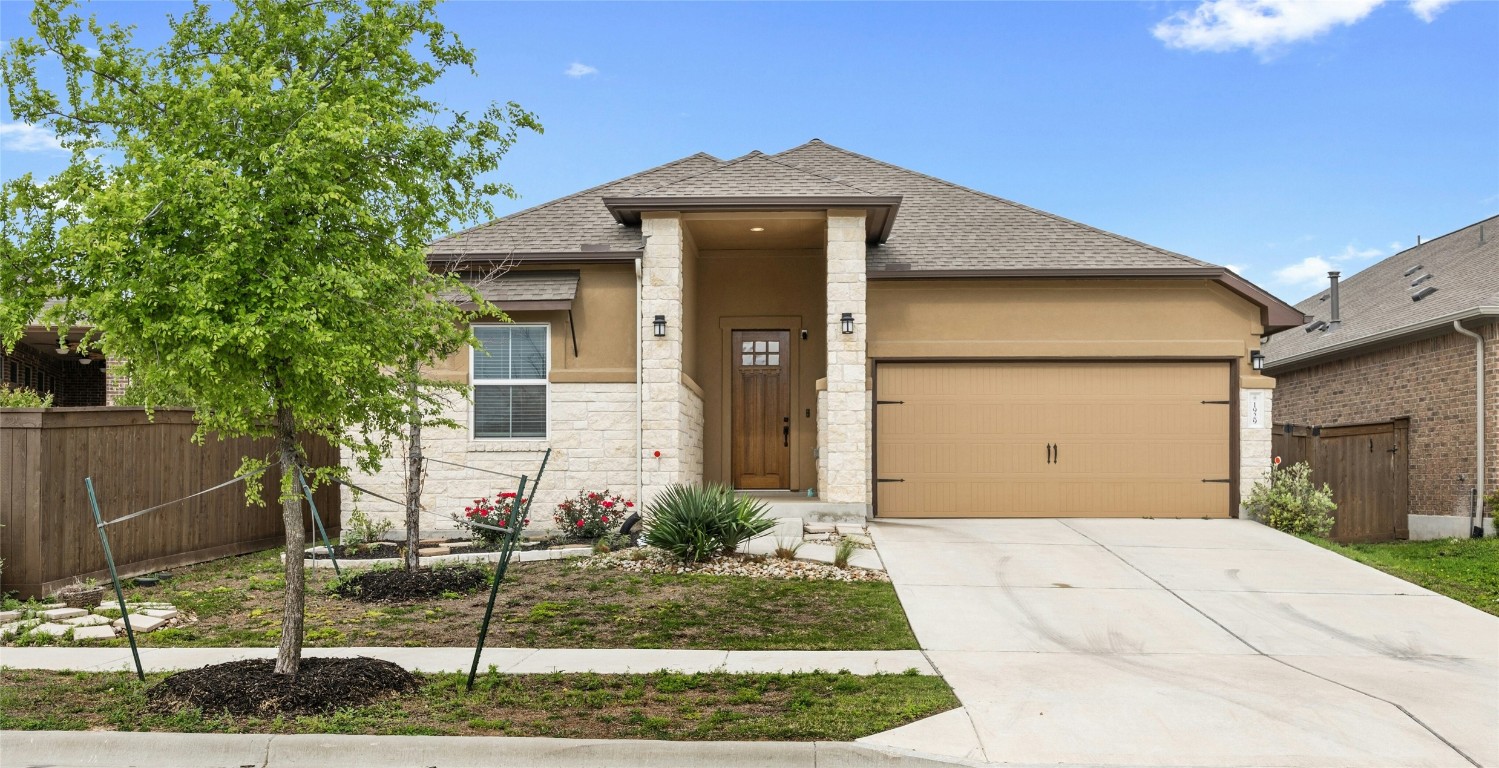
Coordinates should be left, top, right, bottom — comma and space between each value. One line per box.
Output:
72, 625, 118, 641
113, 614, 167, 633
29, 622, 73, 637
143, 609, 179, 620
40, 607, 88, 621
64, 614, 113, 627
0, 610, 20, 623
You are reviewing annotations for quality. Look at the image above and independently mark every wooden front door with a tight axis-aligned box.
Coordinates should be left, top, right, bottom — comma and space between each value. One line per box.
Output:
731, 330, 791, 489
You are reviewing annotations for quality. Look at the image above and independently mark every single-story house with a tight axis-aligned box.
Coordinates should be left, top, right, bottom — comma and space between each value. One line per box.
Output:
1261, 216, 1497, 540
347, 139, 1305, 527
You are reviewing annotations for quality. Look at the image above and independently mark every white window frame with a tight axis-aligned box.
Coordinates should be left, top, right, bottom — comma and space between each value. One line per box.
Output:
469, 323, 550, 440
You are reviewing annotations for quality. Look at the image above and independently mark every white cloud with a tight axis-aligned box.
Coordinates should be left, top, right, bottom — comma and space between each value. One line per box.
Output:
1409, 0, 1458, 22
564, 62, 598, 78
1388, 241, 1404, 251
1331, 244, 1382, 262
0, 122, 64, 152
1152, 0, 1460, 55
1273, 255, 1336, 292
1223, 263, 1247, 275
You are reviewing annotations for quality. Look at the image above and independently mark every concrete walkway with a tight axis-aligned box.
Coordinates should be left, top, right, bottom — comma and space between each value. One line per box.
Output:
0, 730, 985, 768
0, 645, 934, 675
867, 518, 1499, 768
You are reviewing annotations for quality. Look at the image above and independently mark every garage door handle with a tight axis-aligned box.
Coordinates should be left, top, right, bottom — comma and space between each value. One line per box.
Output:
876, 400, 905, 405
877, 478, 904, 483
1054, 443, 1059, 464
1202, 479, 1231, 483
1201, 400, 1231, 405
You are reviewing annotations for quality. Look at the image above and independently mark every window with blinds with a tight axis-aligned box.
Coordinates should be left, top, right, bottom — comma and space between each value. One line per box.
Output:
471, 324, 548, 439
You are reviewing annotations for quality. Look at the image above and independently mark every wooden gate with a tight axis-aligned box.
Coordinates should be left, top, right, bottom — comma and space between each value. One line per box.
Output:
1272, 419, 1409, 542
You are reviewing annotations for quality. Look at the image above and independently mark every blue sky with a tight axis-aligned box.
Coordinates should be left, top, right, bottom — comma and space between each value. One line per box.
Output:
2, 0, 1495, 304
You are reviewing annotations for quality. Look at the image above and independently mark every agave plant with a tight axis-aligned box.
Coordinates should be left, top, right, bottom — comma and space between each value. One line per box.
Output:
643, 484, 776, 563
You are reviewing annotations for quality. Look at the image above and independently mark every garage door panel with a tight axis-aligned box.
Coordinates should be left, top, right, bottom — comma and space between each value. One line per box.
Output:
876, 361, 1232, 519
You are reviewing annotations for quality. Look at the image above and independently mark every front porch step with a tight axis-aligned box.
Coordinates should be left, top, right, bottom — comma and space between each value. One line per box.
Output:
751, 499, 868, 524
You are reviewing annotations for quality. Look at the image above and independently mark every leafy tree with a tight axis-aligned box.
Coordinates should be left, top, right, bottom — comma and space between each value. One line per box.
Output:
0, 0, 538, 677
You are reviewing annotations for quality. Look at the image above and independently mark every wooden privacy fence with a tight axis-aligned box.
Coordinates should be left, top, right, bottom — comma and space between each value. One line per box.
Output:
1, 407, 339, 599
1272, 419, 1409, 543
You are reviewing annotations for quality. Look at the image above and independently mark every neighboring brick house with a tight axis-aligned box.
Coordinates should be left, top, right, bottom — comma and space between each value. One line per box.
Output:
349, 140, 1305, 530
0, 330, 111, 406
1262, 216, 1497, 539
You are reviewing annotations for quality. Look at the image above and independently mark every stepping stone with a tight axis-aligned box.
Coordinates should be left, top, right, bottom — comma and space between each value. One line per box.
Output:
0, 610, 20, 623
143, 609, 179, 620
40, 607, 88, 621
835, 523, 867, 535
803, 523, 835, 535
113, 614, 167, 633
841, 533, 874, 546
417, 547, 446, 557
29, 622, 72, 637
804, 532, 833, 542
419, 538, 447, 547
1, 621, 36, 638
64, 614, 113, 627
72, 625, 117, 641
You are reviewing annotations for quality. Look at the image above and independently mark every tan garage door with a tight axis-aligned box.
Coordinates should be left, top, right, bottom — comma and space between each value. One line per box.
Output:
875, 361, 1232, 518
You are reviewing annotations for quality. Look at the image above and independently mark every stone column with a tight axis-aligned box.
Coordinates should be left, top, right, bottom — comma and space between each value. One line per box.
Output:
822, 211, 871, 510
1240, 384, 1274, 512
640, 212, 686, 504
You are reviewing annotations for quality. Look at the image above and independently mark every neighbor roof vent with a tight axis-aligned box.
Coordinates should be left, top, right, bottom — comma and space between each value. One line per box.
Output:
1411, 286, 1438, 302
1306, 320, 1329, 333
1403, 264, 1423, 277
1410, 273, 1434, 287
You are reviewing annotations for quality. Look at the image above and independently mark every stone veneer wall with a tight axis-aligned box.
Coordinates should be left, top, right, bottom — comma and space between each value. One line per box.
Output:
1271, 322, 1497, 518
1239, 386, 1273, 511
344, 383, 640, 534
822, 211, 871, 507
680, 378, 705, 489
640, 213, 688, 504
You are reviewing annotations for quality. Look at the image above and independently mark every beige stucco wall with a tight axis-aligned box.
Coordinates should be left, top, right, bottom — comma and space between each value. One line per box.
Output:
692, 249, 826, 489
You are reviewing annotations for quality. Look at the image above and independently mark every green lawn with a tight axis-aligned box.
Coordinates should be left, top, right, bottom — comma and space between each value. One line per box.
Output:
0, 668, 957, 741
1307, 536, 1499, 615
6, 548, 918, 650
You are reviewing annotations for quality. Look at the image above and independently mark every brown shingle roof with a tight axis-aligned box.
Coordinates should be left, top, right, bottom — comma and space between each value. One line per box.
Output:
432, 139, 1216, 272
636, 151, 877, 198
427, 153, 722, 257
1262, 216, 1499, 371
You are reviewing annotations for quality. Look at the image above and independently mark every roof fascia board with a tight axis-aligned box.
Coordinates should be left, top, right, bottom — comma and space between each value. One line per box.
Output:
601, 195, 903, 243
867, 267, 1308, 333
1264, 306, 1499, 374
427, 251, 642, 265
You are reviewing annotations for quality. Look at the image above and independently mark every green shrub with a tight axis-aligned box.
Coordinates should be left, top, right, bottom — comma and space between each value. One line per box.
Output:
643, 484, 776, 562
344, 506, 393, 545
1245, 462, 1336, 537
0, 384, 52, 408
554, 490, 634, 540
833, 538, 857, 569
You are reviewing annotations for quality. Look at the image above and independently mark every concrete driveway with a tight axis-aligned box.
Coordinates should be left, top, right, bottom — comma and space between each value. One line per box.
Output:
865, 518, 1499, 768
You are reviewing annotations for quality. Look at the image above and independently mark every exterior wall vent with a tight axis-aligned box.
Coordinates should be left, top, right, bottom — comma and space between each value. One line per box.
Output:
1411, 286, 1438, 302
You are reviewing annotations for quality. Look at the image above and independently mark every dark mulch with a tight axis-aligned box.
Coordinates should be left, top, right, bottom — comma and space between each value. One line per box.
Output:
330, 565, 490, 603
146, 657, 417, 716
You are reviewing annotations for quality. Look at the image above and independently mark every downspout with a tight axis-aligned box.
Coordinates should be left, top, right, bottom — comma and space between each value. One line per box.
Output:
1452, 320, 1486, 538
636, 247, 645, 504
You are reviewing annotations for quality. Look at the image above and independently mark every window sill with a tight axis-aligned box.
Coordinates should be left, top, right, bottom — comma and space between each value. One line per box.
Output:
467, 440, 551, 453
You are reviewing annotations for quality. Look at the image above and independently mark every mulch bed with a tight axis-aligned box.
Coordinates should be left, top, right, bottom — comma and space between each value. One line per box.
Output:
146, 657, 417, 716
330, 565, 490, 603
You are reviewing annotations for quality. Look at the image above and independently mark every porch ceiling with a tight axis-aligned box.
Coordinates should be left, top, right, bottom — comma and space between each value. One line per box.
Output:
685, 213, 825, 251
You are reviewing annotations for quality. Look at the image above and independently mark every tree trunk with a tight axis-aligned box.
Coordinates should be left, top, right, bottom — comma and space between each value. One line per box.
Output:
404, 373, 423, 572
273, 405, 306, 678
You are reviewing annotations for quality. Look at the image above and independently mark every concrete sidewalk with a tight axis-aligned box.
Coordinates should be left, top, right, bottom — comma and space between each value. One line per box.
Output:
0, 646, 935, 675
0, 730, 986, 768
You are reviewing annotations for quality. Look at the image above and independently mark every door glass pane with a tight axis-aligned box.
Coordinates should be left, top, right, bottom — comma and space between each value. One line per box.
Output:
755, 354, 767, 365
741, 341, 753, 352
768, 354, 779, 365
742, 354, 753, 366
755, 341, 767, 352
768, 341, 780, 352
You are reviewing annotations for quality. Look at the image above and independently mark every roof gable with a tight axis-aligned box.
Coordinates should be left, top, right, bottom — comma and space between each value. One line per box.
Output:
1262, 216, 1499, 370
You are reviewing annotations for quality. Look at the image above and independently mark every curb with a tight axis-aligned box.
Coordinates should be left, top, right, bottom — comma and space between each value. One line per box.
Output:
0, 730, 989, 768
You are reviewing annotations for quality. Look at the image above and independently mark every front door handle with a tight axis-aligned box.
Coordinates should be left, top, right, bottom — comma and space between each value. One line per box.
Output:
783, 424, 790, 447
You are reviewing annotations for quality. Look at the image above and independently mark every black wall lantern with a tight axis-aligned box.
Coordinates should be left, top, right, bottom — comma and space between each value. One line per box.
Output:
840, 312, 855, 335
653, 314, 666, 338
1250, 350, 1265, 371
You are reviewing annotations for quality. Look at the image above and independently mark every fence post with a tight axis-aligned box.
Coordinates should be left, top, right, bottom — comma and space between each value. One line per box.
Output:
467, 474, 527, 692
85, 477, 144, 682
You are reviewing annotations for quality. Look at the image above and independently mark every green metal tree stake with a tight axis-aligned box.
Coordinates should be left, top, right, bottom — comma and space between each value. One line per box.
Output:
467, 474, 527, 692
296, 467, 340, 576
85, 477, 144, 682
